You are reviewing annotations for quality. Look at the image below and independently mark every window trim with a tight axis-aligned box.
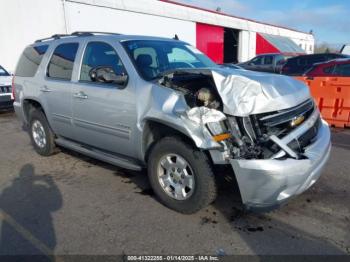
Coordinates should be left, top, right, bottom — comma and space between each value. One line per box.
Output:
78, 41, 129, 89
46, 42, 80, 82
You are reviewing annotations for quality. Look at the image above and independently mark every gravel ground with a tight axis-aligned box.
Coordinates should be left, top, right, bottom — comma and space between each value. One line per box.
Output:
0, 110, 349, 257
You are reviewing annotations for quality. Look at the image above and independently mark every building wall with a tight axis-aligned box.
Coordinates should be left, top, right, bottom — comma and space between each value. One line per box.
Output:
0, 0, 67, 71
238, 31, 256, 62
0, 0, 314, 70
64, 1, 196, 45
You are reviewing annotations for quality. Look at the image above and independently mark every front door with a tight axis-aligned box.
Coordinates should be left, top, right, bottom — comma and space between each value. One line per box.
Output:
72, 41, 137, 157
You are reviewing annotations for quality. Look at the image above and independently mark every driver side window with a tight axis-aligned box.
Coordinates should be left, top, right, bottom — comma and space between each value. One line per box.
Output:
80, 42, 126, 83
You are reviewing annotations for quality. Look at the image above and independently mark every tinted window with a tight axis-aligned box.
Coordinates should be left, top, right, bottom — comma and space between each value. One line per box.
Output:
275, 55, 285, 64
15, 45, 49, 77
80, 42, 126, 83
263, 56, 273, 65
297, 57, 307, 66
47, 43, 79, 80
309, 55, 326, 64
250, 57, 263, 65
0, 65, 10, 76
333, 63, 350, 76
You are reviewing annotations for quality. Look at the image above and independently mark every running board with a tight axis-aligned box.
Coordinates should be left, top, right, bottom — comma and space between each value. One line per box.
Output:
55, 138, 142, 171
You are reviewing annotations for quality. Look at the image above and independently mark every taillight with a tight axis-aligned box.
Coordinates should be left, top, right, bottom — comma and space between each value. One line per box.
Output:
11, 76, 15, 100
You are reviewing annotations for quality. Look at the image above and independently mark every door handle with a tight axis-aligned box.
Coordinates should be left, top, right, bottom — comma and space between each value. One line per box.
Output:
73, 91, 88, 99
40, 86, 52, 92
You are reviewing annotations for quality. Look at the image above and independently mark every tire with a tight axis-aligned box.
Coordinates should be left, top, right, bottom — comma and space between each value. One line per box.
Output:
29, 108, 56, 156
148, 136, 217, 214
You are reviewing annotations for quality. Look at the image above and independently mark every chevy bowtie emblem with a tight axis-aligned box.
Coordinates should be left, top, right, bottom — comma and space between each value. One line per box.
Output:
291, 115, 305, 127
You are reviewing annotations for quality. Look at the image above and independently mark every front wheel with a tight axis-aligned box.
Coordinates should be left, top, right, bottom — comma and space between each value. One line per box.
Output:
148, 137, 217, 214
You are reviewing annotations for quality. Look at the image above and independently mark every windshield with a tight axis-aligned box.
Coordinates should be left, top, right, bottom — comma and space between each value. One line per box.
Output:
122, 40, 217, 80
0, 65, 10, 76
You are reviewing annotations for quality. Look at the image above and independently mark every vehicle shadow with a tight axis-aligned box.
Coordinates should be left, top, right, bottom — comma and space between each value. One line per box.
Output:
211, 168, 349, 255
116, 164, 348, 255
59, 147, 349, 255
0, 164, 62, 260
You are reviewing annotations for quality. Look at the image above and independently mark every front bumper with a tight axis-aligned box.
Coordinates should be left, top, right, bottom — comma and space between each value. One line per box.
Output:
230, 112, 331, 211
0, 94, 13, 109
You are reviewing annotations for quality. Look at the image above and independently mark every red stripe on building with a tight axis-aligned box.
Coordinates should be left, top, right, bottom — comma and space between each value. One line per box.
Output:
256, 33, 280, 55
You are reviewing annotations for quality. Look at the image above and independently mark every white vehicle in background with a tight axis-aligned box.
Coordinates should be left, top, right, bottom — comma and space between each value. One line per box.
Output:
0, 65, 13, 110
340, 44, 350, 55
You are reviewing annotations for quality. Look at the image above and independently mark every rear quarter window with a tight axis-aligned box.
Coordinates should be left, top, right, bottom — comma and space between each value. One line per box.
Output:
15, 45, 49, 77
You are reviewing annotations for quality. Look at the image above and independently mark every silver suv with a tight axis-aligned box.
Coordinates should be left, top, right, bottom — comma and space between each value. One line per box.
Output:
13, 32, 331, 213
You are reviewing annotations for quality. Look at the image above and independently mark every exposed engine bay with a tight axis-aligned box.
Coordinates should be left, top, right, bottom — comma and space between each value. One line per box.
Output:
160, 71, 222, 110
159, 70, 320, 161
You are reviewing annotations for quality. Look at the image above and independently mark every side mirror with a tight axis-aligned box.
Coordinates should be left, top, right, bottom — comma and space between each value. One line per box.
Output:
89, 67, 128, 86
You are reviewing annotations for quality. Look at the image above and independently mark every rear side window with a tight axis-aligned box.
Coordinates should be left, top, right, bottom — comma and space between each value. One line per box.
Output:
15, 45, 49, 77
47, 43, 79, 80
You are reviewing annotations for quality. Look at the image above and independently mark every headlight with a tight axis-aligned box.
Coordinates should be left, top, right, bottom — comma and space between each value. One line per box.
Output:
207, 121, 232, 142
207, 121, 227, 135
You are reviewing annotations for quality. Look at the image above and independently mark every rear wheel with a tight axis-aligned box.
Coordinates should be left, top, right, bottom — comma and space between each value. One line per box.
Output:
148, 136, 217, 214
29, 109, 56, 156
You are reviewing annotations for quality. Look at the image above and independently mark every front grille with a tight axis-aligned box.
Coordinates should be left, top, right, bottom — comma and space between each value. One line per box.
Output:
259, 99, 314, 128
288, 116, 321, 153
0, 85, 12, 94
256, 99, 315, 138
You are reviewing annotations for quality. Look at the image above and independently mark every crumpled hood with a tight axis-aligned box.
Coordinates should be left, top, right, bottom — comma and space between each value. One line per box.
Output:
211, 67, 311, 116
0, 76, 12, 86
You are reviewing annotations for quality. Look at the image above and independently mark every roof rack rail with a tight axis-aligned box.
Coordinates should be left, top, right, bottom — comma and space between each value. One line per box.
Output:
35, 34, 70, 43
71, 31, 122, 36
35, 31, 122, 43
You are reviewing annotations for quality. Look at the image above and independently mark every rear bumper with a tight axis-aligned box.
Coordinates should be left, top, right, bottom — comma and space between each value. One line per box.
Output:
14, 101, 26, 124
230, 118, 331, 211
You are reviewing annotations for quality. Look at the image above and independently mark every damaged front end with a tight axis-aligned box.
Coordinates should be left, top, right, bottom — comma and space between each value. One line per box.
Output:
155, 68, 331, 211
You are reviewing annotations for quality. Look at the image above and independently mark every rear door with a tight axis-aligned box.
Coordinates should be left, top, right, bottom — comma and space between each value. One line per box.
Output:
42, 42, 80, 139
71, 40, 137, 157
